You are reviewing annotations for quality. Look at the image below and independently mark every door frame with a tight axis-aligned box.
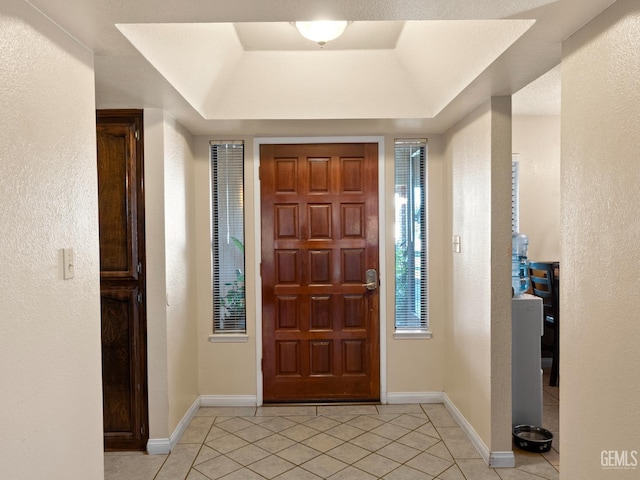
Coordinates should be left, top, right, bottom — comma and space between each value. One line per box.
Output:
253, 136, 387, 405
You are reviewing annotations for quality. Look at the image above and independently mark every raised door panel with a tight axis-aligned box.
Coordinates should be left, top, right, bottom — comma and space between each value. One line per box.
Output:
96, 124, 138, 281
101, 288, 140, 438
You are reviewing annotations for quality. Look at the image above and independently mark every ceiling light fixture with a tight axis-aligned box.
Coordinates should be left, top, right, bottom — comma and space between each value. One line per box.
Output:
295, 20, 348, 47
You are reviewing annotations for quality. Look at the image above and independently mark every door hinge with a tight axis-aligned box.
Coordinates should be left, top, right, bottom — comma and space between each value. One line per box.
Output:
141, 424, 145, 435
134, 130, 140, 141
137, 262, 142, 274
137, 293, 143, 303
261, 358, 264, 372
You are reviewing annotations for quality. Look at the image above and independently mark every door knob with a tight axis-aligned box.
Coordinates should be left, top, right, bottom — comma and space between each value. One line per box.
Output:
363, 269, 378, 291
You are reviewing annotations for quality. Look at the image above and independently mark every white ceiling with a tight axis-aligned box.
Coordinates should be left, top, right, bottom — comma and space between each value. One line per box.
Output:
26, 0, 615, 135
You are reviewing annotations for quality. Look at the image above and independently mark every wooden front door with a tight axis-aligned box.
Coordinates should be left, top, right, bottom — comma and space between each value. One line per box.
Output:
261, 143, 380, 402
97, 110, 148, 450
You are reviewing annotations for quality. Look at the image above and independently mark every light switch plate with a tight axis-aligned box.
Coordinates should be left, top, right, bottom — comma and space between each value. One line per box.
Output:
63, 248, 75, 280
452, 235, 461, 253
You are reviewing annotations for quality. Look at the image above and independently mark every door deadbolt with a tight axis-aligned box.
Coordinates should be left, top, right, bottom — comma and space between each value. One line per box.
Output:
363, 269, 378, 291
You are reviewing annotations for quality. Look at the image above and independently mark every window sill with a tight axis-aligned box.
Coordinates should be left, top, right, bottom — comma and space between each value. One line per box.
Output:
208, 334, 249, 343
393, 330, 433, 340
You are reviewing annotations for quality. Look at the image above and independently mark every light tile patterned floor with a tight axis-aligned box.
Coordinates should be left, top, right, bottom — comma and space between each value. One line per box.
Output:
105, 380, 560, 480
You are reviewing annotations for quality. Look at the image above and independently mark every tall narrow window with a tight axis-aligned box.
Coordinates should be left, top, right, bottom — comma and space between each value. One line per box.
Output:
211, 141, 245, 333
394, 139, 428, 331
512, 154, 520, 234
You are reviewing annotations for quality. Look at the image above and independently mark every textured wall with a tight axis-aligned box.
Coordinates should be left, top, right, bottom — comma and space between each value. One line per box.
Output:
513, 115, 561, 262
143, 110, 199, 439
489, 97, 513, 454
444, 98, 512, 454
194, 135, 258, 397
0, 1, 103, 478
194, 133, 448, 398
385, 134, 446, 394
561, 1, 640, 478
162, 113, 199, 432
444, 101, 493, 446
144, 110, 170, 439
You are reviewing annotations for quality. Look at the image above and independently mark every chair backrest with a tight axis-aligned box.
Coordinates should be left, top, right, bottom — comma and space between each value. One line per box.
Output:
528, 261, 559, 319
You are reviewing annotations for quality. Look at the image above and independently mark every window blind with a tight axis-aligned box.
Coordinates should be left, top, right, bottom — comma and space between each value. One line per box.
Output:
394, 139, 428, 330
512, 154, 520, 234
211, 141, 246, 333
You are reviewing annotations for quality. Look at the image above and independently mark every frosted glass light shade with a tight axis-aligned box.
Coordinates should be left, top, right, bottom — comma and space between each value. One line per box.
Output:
295, 20, 348, 46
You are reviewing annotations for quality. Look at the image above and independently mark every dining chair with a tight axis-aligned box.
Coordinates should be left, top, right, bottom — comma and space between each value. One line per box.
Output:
528, 261, 560, 386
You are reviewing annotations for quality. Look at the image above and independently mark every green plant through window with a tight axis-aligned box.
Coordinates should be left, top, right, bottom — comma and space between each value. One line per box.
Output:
221, 237, 245, 325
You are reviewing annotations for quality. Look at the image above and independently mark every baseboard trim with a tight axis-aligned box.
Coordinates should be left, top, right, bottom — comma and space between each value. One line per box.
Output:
490, 451, 517, 468
200, 395, 258, 407
443, 393, 515, 468
146, 392, 514, 467
386, 392, 444, 404
146, 438, 171, 455
146, 396, 201, 455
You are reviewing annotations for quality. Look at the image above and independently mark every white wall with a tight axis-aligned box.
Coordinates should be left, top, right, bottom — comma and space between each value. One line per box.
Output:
162, 114, 199, 431
0, 1, 104, 479
513, 115, 561, 262
443, 97, 512, 455
144, 110, 170, 439
194, 136, 258, 398
144, 110, 199, 439
561, 1, 640, 478
489, 97, 513, 454
384, 135, 446, 396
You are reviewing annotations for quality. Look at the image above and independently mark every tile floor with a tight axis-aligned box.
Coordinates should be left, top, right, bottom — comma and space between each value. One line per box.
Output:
105, 371, 560, 480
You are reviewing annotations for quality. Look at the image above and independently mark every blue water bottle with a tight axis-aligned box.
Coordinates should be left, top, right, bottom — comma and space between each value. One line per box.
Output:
512, 233, 530, 297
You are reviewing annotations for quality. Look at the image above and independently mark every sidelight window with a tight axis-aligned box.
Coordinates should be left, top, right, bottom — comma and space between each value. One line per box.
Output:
211, 140, 246, 334
394, 139, 428, 333
512, 154, 520, 234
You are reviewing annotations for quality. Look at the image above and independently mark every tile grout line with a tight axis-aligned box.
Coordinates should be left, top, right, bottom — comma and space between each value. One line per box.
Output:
151, 405, 557, 480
